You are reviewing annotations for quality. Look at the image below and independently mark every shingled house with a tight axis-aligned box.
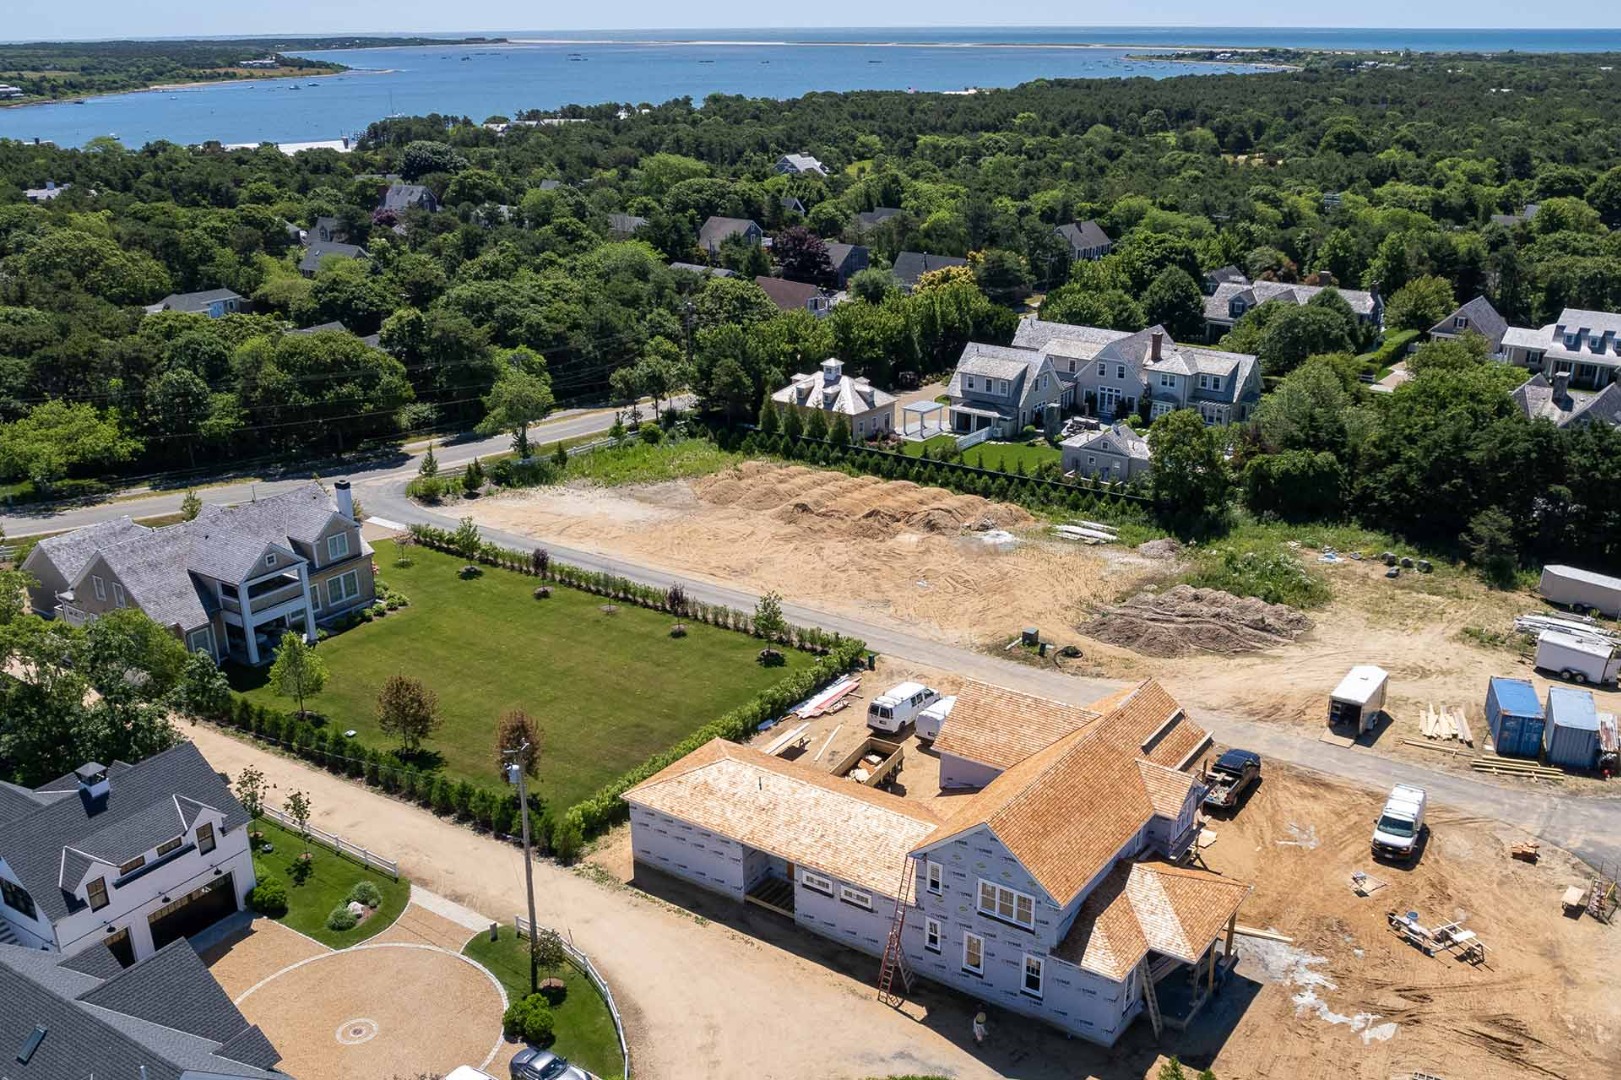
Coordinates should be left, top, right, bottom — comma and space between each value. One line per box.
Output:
21, 481, 374, 666
625, 679, 1249, 1046
0, 742, 255, 966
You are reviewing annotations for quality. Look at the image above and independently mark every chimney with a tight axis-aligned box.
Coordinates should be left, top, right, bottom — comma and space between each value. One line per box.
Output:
334, 479, 355, 521
822, 357, 843, 385
75, 762, 109, 803
1150, 330, 1163, 362
1553, 370, 1572, 407
1369, 279, 1382, 305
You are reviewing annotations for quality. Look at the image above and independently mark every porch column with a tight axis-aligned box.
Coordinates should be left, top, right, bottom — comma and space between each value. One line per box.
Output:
1225, 913, 1237, 959
239, 581, 259, 665
1207, 946, 1216, 994
297, 563, 316, 643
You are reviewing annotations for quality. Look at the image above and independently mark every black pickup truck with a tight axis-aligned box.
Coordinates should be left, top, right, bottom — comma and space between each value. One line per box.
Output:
1202, 749, 1262, 811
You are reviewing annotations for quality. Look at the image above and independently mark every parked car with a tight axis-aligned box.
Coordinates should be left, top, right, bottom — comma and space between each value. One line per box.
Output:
1371, 784, 1427, 863
866, 681, 939, 734
511, 1048, 596, 1080
1202, 749, 1261, 811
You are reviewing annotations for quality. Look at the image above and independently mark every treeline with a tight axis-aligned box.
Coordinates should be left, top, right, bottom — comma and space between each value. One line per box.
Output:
0, 40, 360, 101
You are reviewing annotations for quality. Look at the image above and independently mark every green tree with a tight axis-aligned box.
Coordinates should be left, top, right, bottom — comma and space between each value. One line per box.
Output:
0, 401, 141, 488
1141, 267, 1206, 339
1041, 286, 1145, 331
970, 248, 1034, 304
376, 674, 443, 756
419, 442, 439, 477
1587, 165, 1621, 228
754, 590, 789, 643
1148, 409, 1231, 532
173, 651, 231, 720
1255, 305, 1357, 377
180, 489, 203, 520
233, 765, 266, 822
1253, 356, 1354, 454
496, 707, 541, 777
1462, 506, 1518, 588
285, 789, 312, 854
477, 368, 555, 442
1383, 275, 1457, 333
401, 139, 468, 180
1242, 450, 1346, 521
848, 267, 897, 304
269, 632, 327, 719
453, 516, 482, 561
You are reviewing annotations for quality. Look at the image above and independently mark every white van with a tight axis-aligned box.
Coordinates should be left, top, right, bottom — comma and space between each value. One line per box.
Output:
1371, 784, 1427, 862
915, 695, 957, 743
867, 681, 939, 734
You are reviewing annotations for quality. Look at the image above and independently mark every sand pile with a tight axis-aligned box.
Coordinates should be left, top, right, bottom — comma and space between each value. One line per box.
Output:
694, 462, 1032, 542
1080, 583, 1313, 657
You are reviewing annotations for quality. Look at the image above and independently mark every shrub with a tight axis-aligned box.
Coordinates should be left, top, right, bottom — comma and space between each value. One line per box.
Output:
1184, 545, 1331, 609
550, 815, 585, 863
346, 880, 383, 908
326, 904, 359, 932
502, 994, 556, 1046
248, 878, 288, 917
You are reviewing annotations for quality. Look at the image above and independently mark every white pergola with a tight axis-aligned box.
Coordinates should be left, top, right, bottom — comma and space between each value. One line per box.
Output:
902, 400, 946, 440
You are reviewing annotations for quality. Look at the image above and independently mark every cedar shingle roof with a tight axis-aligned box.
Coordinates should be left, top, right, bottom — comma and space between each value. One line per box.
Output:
919, 680, 1211, 906
624, 738, 941, 896
932, 681, 1100, 770
1054, 860, 1252, 979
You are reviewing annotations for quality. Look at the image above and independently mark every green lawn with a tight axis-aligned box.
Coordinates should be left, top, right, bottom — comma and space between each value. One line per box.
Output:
250, 819, 410, 948
900, 436, 1061, 472
465, 926, 625, 1078
233, 546, 813, 810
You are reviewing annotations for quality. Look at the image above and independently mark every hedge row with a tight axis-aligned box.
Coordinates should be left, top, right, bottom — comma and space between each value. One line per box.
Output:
727, 428, 1153, 516
407, 522, 846, 653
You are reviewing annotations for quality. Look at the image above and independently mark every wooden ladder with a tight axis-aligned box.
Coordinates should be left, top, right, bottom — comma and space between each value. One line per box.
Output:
877, 857, 916, 1006
1140, 957, 1164, 1039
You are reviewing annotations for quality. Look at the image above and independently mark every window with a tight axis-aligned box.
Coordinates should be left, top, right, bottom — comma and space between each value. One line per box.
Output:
926, 861, 943, 895
92, 575, 106, 601
800, 870, 834, 896
1023, 954, 1045, 997
186, 628, 212, 655
1116, 365, 1126, 380
265, 553, 277, 568
1152, 401, 1173, 419
327, 570, 361, 606
1037, 374, 1047, 391
839, 884, 872, 910
977, 879, 1036, 930
925, 917, 942, 953
1565, 333, 1579, 349
1158, 373, 1176, 388
1096, 361, 1106, 377
1454, 316, 1467, 329
1086, 455, 1097, 467
155, 837, 183, 858
998, 379, 1010, 396
86, 877, 109, 911
962, 931, 984, 975
327, 532, 350, 562
197, 822, 216, 855
1067, 359, 1077, 373
111, 583, 126, 608
117, 856, 145, 877
1210, 375, 1223, 391
1198, 374, 1209, 390
1, 878, 37, 919
964, 376, 975, 391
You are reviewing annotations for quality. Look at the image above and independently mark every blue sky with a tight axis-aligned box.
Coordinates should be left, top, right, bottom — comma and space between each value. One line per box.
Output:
13, 6, 1618, 40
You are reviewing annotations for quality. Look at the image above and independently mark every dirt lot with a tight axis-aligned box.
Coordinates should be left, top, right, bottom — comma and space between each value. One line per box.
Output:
465, 463, 1621, 780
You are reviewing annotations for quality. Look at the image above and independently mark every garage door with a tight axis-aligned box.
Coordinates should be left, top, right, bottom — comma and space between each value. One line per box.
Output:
147, 873, 237, 950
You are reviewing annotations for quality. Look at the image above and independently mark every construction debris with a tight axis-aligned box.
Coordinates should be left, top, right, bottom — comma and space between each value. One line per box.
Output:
1386, 910, 1489, 964
1135, 537, 1183, 560
1350, 870, 1388, 896
1419, 703, 1473, 745
1510, 842, 1541, 863
1054, 522, 1118, 544
1470, 756, 1565, 780
1080, 584, 1313, 657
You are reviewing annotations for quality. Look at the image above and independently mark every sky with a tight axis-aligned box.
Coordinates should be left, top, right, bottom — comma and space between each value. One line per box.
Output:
11, 6, 1619, 41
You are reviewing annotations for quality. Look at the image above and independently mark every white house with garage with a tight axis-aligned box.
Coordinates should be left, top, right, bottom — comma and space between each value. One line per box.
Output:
624, 678, 1249, 1046
0, 743, 255, 968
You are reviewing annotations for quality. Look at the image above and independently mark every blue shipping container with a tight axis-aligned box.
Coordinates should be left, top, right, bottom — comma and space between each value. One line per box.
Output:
1545, 686, 1601, 769
1486, 677, 1546, 759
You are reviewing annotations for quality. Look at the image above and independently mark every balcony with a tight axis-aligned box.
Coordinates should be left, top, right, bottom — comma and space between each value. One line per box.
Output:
220, 576, 306, 616
56, 602, 96, 627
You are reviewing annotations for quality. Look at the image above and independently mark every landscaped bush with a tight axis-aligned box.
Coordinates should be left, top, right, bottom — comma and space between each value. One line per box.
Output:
325, 903, 358, 931
248, 877, 288, 917
346, 880, 383, 908
502, 994, 556, 1045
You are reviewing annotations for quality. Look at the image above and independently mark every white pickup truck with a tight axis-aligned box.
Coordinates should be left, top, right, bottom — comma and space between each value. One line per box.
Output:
1371, 784, 1427, 863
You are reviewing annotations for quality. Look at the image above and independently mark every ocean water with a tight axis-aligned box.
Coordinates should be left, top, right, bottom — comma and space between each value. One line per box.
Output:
2, 27, 1618, 149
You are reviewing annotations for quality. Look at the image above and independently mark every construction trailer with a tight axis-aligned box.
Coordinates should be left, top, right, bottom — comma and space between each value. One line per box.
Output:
1328, 666, 1388, 733
1545, 686, 1604, 770
1535, 630, 1621, 686
1486, 677, 1547, 759
1539, 565, 1621, 617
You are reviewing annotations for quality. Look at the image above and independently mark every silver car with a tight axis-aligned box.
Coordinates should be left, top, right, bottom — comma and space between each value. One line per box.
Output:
509, 1048, 595, 1080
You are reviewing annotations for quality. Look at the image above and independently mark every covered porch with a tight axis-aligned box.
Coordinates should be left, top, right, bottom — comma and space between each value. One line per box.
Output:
948, 403, 1012, 436
743, 848, 796, 918
1142, 917, 1239, 1035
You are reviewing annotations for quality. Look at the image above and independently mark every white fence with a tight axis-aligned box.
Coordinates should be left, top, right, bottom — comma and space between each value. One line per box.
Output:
516, 914, 631, 1077
261, 805, 400, 880
955, 425, 994, 450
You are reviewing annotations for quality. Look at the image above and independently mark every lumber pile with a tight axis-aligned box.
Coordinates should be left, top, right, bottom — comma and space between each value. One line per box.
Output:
1419, 703, 1473, 745
1471, 756, 1565, 780
1510, 842, 1541, 863
1055, 520, 1119, 545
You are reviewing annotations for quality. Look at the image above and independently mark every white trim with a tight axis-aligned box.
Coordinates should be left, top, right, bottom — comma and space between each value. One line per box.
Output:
92, 575, 105, 601
962, 930, 984, 975
977, 878, 1036, 930
926, 860, 943, 895
800, 869, 834, 896
1022, 953, 1045, 998
924, 917, 942, 953
838, 884, 872, 910
327, 532, 350, 562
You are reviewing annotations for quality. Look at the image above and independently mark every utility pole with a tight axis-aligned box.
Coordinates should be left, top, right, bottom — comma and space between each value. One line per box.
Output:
504, 742, 540, 994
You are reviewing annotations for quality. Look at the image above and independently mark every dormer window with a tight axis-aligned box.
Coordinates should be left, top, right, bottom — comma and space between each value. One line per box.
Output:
265, 553, 277, 568
1, 878, 37, 919
155, 837, 183, 858
327, 533, 350, 561
118, 856, 145, 876
964, 376, 975, 391
1566, 332, 1580, 350
1231, 300, 1247, 316
86, 877, 109, 911
998, 379, 1010, 395
1454, 316, 1467, 329
197, 822, 216, 855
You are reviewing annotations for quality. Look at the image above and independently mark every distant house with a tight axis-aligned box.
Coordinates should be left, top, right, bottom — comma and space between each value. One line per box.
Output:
24, 180, 68, 202
1202, 265, 1247, 295
0, 742, 258, 968
1513, 371, 1621, 429
855, 207, 903, 230
241, 56, 279, 68
608, 213, 648, 238
669, 261, 735, 278
142, 288, 244, 318
1429, 296, 1509, 355
771, 358, 896, 439
698, 216, 764, 256
754, 276, 832, 316
287, 321, 349, 336
297, 240, 369, 277
310, 215, 347, 244
21, 481, 374, 666
775, 153, 828, 176
1202, 279, 1383, 341
0, 84, 24, 100
1500, 307, 1621, 392
946, 342, 1071, 437
1054, 219, 1113, 261
1491, 202, 1540, 228
378, 182, 438, 214
780, 195, 807, 216
823, 242, 870, 288
891, 251, 969, 292
1061, 422, 1151, 482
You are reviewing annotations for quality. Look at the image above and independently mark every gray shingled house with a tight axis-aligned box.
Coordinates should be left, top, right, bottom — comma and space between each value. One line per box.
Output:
945, 342, 1071, 436
297, 239, 370, 277
21, 481, 374, 666
378, 182, 439, 214
1501, 307, 1621, 392
1062, 422, 1152, 482
1428, 295, 1509, 355
1202, 279, 1383, 341
892, 251, 969, 292
698, 215, 764, 256
0, 742, 256, 967
142, 289, 244, 318
1054, 219, 1113, 261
